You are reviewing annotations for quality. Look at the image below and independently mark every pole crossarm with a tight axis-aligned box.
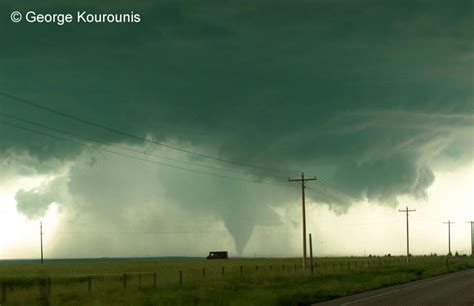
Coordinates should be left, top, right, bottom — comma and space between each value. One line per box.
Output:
398, 209, 416, 213
288, 177, 317, 182
288, 172, 317, 270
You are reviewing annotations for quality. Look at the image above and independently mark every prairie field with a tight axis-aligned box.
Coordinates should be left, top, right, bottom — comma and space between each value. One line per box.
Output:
0, 256, 472, 306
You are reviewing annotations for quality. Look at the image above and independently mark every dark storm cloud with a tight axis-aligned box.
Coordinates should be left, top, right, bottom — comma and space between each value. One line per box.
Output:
0, 0, 472, 253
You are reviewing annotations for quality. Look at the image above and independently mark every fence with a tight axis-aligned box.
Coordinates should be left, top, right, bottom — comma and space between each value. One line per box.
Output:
0, 256, 470, 304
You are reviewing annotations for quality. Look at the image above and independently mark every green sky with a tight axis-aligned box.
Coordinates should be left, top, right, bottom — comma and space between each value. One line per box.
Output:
0, 0, 472, 256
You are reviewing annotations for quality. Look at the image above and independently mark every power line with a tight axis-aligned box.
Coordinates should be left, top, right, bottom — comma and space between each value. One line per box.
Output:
54, 227, 297, 236
305, 180, 356, 207
0, 119, 286, 186
0, 91, 299, 176
0, 112, 283, 179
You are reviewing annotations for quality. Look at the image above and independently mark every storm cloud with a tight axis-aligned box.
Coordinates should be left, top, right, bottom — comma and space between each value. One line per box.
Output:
0, 0, 472, 255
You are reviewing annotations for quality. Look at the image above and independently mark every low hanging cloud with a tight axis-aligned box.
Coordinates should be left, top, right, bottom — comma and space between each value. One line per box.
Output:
15, 175, 68, 219
0, 0, 472, 256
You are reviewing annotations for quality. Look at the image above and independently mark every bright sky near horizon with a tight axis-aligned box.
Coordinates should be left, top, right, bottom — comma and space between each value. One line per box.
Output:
1, 162, 472, 259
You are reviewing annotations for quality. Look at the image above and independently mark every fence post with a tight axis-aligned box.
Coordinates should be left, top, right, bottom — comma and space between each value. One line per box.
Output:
88, 276, 91, 292
202, 268, 206, 279
179, 270, 183, 286
2, 282, 6, 303
240, 266, 243, 276
282, 264, 285, 271
153, 272, 157, 288
39, 278, 49, 306
123, 273, 127, 289
256, 265, 258, 271
269, 265, 272, 271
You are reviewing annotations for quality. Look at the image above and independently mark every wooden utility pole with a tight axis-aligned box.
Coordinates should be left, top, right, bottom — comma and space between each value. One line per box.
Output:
40, 221, 44, 264
309, 233, 314, 274
443, 220, 455, 255
399, 207, 415, 262
289, 172, 316, 270
467, 221, 474, 256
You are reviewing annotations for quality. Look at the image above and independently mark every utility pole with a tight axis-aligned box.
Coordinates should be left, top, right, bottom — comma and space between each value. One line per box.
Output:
467, 221, 474, 256
289, 172, 316, 270
309, 233, 314, 274
443, 220, 455, 255
40, 221, 44, 264
399, 206, 416, 262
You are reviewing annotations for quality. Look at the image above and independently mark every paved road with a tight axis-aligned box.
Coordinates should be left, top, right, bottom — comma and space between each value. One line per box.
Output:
313, 269, 474, 306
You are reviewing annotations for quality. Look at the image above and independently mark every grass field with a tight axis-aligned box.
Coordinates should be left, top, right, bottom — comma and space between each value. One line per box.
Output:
0, 256, 472, 306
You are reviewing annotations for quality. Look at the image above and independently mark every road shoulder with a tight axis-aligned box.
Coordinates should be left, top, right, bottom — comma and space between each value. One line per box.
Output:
312, 268, 474, 305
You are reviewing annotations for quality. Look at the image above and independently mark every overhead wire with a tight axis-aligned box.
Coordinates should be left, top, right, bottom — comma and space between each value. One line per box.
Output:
0, 91, 300, 176
0, 112, 287, 179
0, 119, 289, 186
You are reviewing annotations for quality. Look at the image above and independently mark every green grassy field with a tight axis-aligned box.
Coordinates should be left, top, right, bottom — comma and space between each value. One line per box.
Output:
0, 256, 472, 306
